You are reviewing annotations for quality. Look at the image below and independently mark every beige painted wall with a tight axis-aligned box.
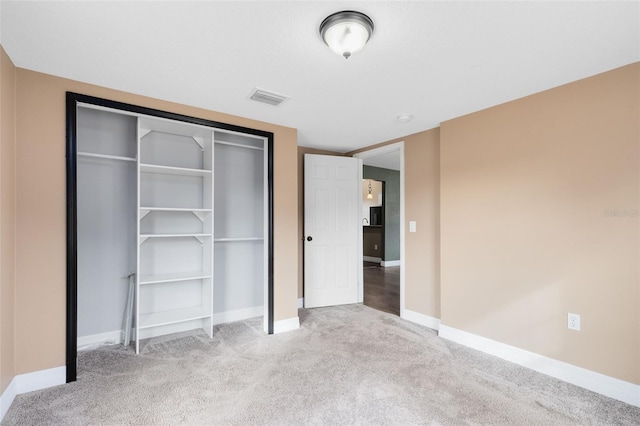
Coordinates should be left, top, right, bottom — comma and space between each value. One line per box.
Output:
348, 129, 441, 318
14, 69, 298, 375
440, 63, 640, 384
297, 147, 344, 298
0, 46, 16, 394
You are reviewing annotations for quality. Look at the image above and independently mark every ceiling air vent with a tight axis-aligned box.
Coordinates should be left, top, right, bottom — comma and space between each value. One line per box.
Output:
248, 88, 288, 107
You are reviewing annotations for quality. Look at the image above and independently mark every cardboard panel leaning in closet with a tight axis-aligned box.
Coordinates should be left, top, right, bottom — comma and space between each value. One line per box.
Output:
73, 99, 270, 357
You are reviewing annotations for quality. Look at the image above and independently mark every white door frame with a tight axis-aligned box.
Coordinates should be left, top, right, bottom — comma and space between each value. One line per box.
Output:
353, 142, 405, 315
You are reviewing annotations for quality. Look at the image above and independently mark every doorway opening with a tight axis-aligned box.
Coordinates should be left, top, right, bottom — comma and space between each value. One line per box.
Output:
361, 178, 399, 315
354, 143, 404, 317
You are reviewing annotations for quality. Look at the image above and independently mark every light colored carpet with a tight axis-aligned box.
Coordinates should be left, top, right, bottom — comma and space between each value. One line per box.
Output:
3, 304, 639, 425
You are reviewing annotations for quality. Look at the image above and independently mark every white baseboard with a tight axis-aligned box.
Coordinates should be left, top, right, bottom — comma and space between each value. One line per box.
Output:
0, 376, 16, 421
14, 366, 65, 394
438, 325, 640, 408
0, 366, 66, 422
273, 316, 300, 334
79, 307, 265, 347
298, 298, 304, 309
402, 309, 440, 331
363, 256, 381, 263
212, 306, 263, 325
78, 329, 123, 351
381, 260, 400, 267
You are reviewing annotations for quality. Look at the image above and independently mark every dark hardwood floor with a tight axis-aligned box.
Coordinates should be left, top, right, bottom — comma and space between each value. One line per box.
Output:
363, 263, 400, 316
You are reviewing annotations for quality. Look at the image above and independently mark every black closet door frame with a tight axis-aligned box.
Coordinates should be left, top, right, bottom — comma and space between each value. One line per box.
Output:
65, 92, 275, 383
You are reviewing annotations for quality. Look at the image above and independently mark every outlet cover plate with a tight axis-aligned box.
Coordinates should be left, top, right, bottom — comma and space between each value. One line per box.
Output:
568, 313, 581, 331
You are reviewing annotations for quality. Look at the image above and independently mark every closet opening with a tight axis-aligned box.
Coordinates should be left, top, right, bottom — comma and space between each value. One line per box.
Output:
66, 92, 274, 383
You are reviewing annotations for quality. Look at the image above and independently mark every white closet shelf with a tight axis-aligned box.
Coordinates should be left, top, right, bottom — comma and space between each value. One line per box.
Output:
140, 207, 212, 213
139, 116, 213, 140
139, 233, 212, 238
139, 163, 212, 177
214, 140, 264, 151
78, 151, 136, 162
139, 271, 211, 285
214, 237, 264, 242
138, 306, 211, 329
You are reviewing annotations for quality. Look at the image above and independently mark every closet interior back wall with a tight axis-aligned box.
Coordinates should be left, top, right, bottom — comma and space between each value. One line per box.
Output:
213, 136, 265, 322
77, 107, 137, 348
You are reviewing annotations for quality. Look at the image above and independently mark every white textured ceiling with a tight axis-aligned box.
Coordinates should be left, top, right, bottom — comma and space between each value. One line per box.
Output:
2, 1, 639, 152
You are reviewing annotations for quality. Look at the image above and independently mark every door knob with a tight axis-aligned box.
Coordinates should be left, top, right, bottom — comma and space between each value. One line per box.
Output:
307, 236, 313, 241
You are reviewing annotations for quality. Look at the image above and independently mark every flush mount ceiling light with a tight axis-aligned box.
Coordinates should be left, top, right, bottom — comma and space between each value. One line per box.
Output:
320, 11, 374, 59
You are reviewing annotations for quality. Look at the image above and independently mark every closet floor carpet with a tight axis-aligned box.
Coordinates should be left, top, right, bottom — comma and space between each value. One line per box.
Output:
4, 305, 639, 425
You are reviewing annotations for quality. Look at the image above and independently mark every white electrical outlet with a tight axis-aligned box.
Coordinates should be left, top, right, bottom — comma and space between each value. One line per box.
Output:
568, 313, 581, 331
374, 244, 378, 250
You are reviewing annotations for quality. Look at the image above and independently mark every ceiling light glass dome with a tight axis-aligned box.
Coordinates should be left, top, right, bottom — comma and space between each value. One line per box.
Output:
320, 11, 374, 59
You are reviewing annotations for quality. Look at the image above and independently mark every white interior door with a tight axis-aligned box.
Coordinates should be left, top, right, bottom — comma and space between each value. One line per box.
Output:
304, 154, 360, 308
